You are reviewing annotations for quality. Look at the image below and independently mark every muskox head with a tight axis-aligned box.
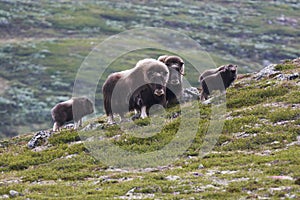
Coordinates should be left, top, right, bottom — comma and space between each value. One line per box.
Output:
145, 63, 169, 97
220, 64, 238, 87
158, 55, 184, 86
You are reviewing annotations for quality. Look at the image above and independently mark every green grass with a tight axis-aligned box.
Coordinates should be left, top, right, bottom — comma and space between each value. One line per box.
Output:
268, 107, 300, 123
275, 63, 297, 71
1, 0, 300, 137
1, 71, 300, 197
1, 0, 300, 198
227, 84, 290, 109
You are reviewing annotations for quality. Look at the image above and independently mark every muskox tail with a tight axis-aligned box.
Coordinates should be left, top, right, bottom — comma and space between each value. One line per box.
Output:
102, 74, 122, 116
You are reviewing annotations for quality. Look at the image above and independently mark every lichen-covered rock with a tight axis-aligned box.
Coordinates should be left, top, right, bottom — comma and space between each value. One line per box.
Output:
27, 130, 52, 149
254, 64, 281, 80
9, 190, 19, 197
274, 72, 299, 81
181, 87, 200, 102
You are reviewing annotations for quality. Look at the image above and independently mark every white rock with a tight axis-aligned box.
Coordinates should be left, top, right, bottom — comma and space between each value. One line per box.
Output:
198, 164, 204, 169
9, 190, 19, 197
126, 187, 136, 196
0, 194, 10, 199
165, 175, 180, 181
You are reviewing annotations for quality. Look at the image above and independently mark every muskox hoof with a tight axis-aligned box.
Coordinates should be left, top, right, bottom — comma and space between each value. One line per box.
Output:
132, 113, 141, 121
107, 121, 116, 125
170, 111, 181, 119
202, 98, 212, 105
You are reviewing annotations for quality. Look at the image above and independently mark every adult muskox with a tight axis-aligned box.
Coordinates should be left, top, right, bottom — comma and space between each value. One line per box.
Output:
51, 97, 94, 131
102, 58, 169, 124
200, 64, 237, 101
158, 55, 185, 106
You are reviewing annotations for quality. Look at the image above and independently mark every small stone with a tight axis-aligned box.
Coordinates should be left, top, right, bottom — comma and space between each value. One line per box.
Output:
221, 141, 229, 146
271, 141, 280, 145
262, 150, 272, 156
1, 194, 10, 199
288, 72, 299, 80
269, 176, 293, 181
165, 175, 180, 181
285, 194, 296, 199
64, 123, 74, 129
9, 190, 19, 197
126, 187, 136, 196
192, 172, 203, 177
198, 164, 204, 169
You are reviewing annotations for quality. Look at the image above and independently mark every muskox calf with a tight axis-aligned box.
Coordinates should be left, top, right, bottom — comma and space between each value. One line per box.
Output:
129, 79, 168, 120
102, 58, 169, 124
158, 55, 185, 106
200, 64, 237, 101
199, 65, 226, 84
51, 97, 94, 131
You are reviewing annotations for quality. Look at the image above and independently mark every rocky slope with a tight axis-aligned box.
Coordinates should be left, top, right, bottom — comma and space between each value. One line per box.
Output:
0, 0, 299, 137
0, 58, 299, 199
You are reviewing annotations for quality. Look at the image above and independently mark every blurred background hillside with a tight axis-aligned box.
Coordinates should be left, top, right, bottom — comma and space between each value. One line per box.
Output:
0, 0, 299, 138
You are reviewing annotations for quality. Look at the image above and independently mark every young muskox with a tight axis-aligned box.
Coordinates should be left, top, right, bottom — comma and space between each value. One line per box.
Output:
51, 97, 94, 131
200, 64, 237, 101
198, 65, 226, 83
129, 82, 167, 120
158, 55, 185, 106
102, 58, 169, 124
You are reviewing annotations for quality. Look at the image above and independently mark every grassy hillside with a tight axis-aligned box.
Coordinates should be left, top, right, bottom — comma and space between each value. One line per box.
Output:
0, 0, 299, 137
0, 59, 299, 199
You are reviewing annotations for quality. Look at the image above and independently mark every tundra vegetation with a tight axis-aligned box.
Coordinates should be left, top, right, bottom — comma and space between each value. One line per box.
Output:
0, 60, 299, 199
0, 0, 299, 198
0, 0, 299, 137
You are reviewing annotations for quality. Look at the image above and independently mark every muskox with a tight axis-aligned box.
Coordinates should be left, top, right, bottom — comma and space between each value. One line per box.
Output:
102, 58, 169, 124
158, 55, 185, 106
200, 64, 237, 101
198, 65, 226, 84
51, 97, 94, 131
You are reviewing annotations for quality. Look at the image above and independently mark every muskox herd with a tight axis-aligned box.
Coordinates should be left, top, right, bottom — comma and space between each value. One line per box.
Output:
51, 55, 237, 130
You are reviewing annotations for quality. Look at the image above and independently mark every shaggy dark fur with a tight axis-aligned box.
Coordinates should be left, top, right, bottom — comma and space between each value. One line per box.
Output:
102, 58, 169, 124
129, 83, 167, 120
51, 97, 94, 131
158, 55, 185, 106
200, 64, 237, 100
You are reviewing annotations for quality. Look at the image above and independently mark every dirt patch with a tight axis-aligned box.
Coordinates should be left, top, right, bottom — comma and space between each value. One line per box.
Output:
0, 77, 9, 95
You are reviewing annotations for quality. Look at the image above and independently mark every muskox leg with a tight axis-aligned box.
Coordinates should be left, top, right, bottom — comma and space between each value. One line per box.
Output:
74, 119, 82, 130
53, 122, 59, 132
107, 115, 115, 125
132, 109, 141, 121
134, 109, 139, 115
200, 91, 209, 101
74, 121, 78, 130
140, 106, 147, 119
